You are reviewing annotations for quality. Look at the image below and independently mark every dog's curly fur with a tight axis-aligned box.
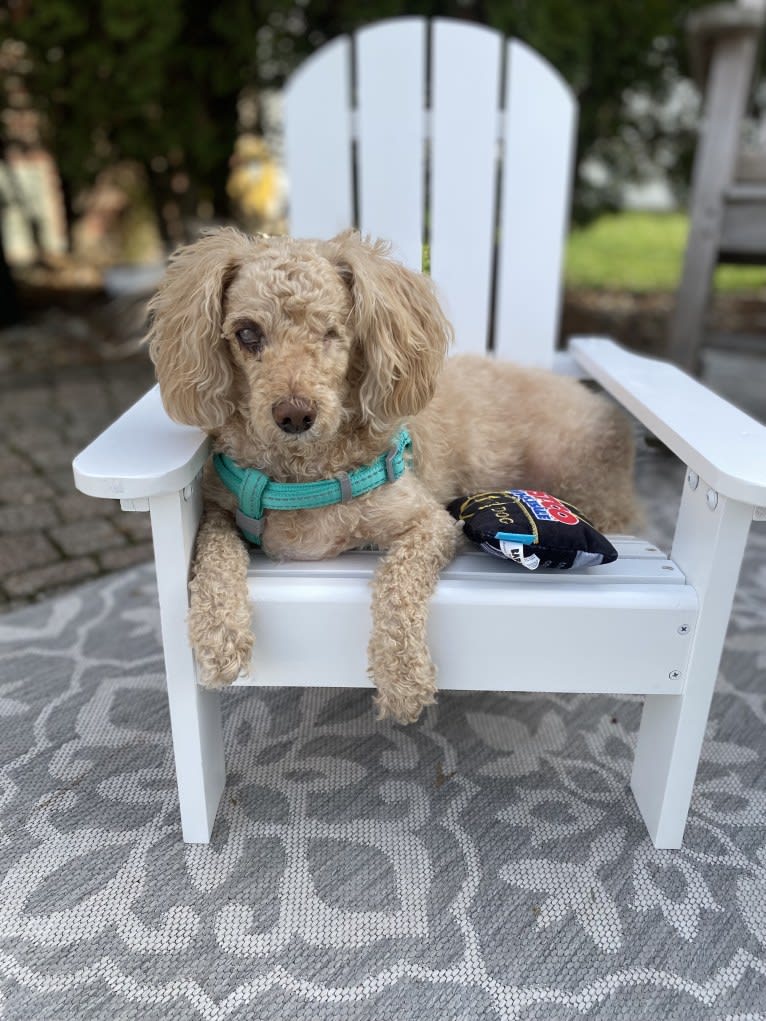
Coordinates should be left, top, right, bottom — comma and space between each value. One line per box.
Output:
148, 228, 638, 723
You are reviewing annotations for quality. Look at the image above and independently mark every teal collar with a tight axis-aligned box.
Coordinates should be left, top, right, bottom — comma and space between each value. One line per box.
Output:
213, 428, 412, 545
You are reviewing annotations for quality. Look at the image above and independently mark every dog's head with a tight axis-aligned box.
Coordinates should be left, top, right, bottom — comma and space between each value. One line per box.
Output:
147, 228, 453, 446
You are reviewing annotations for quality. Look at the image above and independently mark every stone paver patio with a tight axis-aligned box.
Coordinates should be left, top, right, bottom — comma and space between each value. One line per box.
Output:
0, 298, 156, 610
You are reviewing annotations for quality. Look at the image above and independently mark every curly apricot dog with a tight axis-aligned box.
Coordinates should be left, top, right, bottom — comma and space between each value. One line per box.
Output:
148, 228, 637, 723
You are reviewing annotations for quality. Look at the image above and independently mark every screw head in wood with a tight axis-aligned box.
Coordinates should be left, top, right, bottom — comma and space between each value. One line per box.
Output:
706, 488, 718, 511
669, 670, 681, 679
687, 471, 699, 490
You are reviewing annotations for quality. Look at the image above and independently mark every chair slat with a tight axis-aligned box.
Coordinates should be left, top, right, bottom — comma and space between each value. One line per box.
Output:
494, 40, 577, 366
430, 19, 503, 356
285, 35, 354, 239
355, 19, 427, 271
246, 547, 685, 584
239, 563, 695, 694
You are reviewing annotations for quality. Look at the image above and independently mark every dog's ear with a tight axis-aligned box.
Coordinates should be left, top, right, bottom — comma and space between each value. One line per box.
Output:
326, 230, 453, 427
147, 228, 253, 429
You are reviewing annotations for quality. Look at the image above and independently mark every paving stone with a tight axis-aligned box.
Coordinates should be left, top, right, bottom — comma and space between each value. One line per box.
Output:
3, 557, 100, 598
10, 409, 68, 433
0, 387, 52, 415
114, 511, 153, 542
0, 474, 55, 505
0, 450, 31, 476
25, 443, 82, 471
48, 467, 81, 494
99, 543, 154, 571
66, 418, 114, 445
57, 491, 119, 523
0, 532, 59, 576
49, 518, 126, 557
108, 379, 154, 406
0, 503, 59, 533
54, 381, 111, 409
8, 426, 63, 450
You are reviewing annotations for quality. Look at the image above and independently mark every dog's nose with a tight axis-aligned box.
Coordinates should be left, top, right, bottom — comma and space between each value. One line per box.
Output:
272, 400, 317, 434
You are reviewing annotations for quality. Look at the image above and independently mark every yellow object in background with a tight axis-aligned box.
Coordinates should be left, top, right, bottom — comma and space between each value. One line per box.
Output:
227, 134, 286, 234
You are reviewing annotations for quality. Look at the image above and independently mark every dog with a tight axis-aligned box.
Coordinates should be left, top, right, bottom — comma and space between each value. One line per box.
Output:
148, 228, 637, 723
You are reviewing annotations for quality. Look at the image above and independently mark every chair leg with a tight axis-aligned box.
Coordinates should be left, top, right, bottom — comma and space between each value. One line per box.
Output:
150, 486, 226, 843
631, 477, 753, 847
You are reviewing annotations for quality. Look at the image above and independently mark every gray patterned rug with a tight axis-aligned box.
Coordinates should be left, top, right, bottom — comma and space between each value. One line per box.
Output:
1, 443, 765, 1020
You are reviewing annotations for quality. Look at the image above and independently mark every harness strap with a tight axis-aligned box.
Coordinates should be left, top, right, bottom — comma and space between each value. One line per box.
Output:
213, 429, 412, 545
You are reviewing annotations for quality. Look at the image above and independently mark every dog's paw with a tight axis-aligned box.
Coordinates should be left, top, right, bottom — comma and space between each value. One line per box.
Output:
368, 633, 438, 725
188, 578, 253, 688
194, 628, 254, 689
371, 654, 437, 725
374, 687, 436, 725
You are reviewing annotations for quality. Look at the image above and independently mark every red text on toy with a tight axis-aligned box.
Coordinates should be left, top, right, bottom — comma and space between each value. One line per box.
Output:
512, 490, 580, 525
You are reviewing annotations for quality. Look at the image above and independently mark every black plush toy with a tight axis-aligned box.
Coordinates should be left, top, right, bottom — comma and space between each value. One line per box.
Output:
447, 489, 618, 570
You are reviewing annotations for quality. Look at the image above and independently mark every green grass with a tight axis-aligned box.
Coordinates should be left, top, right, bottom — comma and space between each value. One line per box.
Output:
565, 211, 766, 292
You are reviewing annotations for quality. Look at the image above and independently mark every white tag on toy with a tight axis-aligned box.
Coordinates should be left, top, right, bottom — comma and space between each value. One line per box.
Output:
499, 541, 541, 570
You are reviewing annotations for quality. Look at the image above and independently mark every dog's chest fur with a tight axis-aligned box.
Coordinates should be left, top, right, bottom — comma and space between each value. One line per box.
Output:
260, 502, 365, 559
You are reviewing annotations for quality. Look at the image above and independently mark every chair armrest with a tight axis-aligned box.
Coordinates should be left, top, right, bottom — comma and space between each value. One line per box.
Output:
570, 337, 766, 506
72, 385, 211, 500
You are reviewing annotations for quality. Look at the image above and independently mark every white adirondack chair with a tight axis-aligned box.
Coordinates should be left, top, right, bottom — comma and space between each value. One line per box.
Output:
72, 18, 766, 848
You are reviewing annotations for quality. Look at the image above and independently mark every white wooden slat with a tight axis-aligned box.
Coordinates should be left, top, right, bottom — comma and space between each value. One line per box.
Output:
285, 35, 354, 239
430, 19, 503, 356
355, 19, 427, 271
238, 568, 695, 693
494, 39, 577, 367
610, 538, 668, 559
246, 548, 686, 584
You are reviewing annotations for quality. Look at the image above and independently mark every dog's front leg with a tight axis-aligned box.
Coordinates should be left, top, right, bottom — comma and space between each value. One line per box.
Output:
188, 506, 253, 687
369, 508, 459, 724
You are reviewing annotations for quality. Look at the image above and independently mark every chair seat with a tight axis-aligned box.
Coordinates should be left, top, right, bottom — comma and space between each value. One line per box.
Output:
235, 541, 697, 696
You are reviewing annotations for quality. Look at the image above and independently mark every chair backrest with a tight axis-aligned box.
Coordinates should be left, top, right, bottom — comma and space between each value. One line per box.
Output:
284, 17, 577, 367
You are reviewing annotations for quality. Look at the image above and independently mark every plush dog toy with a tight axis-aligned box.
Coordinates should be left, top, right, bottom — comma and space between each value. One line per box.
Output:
448, 489, 618, 569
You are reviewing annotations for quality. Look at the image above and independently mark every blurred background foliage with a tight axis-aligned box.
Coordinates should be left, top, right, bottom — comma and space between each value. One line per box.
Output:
5, 0, 712, 239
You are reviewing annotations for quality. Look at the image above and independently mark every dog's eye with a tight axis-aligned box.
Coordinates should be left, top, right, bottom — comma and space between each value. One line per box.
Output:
235, 324, 264, 353
324, 327, 339, 342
